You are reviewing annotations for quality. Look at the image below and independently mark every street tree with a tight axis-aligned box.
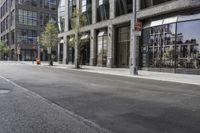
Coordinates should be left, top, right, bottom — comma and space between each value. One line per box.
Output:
70, 9, 87, 69
40, 19, 58, 66
0, 41, 11, 60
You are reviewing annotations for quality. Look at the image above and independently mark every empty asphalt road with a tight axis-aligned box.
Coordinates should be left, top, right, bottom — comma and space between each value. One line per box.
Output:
0, 62, 200, 133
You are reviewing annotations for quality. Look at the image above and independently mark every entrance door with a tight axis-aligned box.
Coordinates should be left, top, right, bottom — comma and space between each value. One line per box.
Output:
120, 42, 130, 67
117, 26, 130, 68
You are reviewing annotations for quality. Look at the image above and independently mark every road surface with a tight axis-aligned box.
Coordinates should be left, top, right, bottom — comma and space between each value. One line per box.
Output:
0, 62, 199, 133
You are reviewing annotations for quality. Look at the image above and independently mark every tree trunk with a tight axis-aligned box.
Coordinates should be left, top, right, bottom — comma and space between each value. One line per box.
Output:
49, 53, 53, 66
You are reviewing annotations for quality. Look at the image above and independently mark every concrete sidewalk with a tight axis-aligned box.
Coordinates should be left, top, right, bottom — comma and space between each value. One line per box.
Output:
15, 61, 200, 86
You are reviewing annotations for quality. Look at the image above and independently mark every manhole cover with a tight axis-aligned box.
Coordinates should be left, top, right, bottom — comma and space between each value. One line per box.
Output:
0, 90, 11, 94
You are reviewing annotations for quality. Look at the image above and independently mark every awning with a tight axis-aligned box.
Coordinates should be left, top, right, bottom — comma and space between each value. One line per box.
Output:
60, 39, 64, 43
98, 31, 105, 36
80, 34, 89, 40
150, 19, 163, 27
150, 13, 200, 27
69, 37, 74, 42
163, 16, 178, 24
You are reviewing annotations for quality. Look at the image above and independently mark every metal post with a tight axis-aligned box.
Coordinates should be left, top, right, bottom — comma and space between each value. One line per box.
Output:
130, 0, 138, 75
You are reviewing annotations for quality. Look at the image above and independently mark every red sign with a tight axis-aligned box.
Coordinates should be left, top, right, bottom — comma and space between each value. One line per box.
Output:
134, 22, 142, 32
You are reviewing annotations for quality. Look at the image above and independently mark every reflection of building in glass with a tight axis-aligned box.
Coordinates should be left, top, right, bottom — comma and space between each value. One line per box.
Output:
141, 16, 200, 74
57, 0, 200, 75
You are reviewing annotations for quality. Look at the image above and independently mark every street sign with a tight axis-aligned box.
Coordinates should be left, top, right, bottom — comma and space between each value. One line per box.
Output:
134, 21, 142, 36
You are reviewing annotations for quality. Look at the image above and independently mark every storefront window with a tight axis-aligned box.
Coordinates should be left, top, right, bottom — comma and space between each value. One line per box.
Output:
115, 0, 132, 17
80, 33, 90, 65
176, 20, 200, 69
142, 15, 200, 74
97, 30, 108, 66
143, 24, 176, 69
117, 26, 130, 68
68, 36, 75, 64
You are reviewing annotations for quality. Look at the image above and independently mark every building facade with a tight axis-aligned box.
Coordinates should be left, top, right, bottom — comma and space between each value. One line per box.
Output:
0, 0, 59, 61
58, 0, 200, 75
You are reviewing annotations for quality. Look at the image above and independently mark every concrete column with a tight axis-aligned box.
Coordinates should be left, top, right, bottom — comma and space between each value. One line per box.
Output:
107, 25, 115, 68
92, 0, 97, 24
90, 29, 96, 66
74, 0, 80, 68
109, 0, 115, 19
64, 0, 69, 32
63, 36, 68, 64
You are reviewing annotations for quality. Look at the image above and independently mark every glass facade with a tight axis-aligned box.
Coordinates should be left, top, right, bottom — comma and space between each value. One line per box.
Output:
44, 0, 57, 10
97, 0, 109, 22
115, 0, 132, 17
142, 15, 200, 73
18, 9, 37, 26
58, 0, 65, 32
176, 20, 200, 70
17, 29, 37, 44
141, 0, 173, 9
18, 0, 37, 7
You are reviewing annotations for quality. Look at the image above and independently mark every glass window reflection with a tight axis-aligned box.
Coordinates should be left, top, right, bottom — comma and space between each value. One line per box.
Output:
115, 0, 132, 17
176, 20, 200, 69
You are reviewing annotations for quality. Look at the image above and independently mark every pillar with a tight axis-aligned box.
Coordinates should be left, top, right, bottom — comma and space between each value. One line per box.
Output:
64, 0, 69, 32
109, 0, 115, 19
107, 25, 115, 68
63, 36, 68, 64
90, 29, 96, 66
92, 0, 97, 24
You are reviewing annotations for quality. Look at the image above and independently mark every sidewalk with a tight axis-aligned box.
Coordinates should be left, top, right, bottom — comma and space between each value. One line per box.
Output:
25, 61, 200, 86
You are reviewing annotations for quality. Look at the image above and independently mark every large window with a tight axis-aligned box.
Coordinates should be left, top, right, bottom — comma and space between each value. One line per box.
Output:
97, 0, 109, 22
141, 0, 173, 9
115, 0, 132, 17
68, 0, 76, 30
176, 20, 200, 69
17, 29, 37, 44
81, 0, 92, 25
18, 9, 37, 26
11, 10, 15, 26
58, 0, 65, 32
141, 15, 200, 73
44, 0, 57, 10
18, 0, 38, 7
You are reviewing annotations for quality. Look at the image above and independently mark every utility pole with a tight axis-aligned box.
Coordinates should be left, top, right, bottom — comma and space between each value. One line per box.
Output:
130, 0, 138, 75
